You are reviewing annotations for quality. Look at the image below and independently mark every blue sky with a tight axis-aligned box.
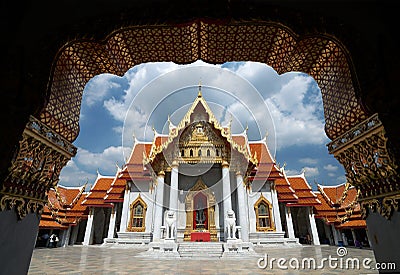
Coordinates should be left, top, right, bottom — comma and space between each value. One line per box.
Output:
59, 61, 346, 190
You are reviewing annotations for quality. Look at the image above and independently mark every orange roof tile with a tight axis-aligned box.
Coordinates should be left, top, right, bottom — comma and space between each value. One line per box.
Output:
39, 219, 68, 230
39, 186, 88, 230
82, 175, 114, 207
104, 177, 127, 203
318, 184, 346, 206
286, 175, 321, 206
336, 219, 367, 229
249, 142, 275, 164
125, 143, 152, 166
232, 135, 246, 147
274, 176, 298, 203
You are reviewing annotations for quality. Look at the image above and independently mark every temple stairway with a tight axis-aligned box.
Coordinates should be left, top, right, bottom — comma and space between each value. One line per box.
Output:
178, 242, 224, 258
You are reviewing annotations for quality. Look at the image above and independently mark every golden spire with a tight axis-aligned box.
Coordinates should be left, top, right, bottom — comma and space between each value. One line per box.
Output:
198, 80, 202, 97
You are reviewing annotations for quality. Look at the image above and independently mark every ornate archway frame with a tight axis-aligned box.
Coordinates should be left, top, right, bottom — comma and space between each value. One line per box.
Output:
254, 194, 275, 232
127, 194, 147, 232
183, 178, 218, 241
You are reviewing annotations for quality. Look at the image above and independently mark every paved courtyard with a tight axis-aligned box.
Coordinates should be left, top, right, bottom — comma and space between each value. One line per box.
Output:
29, 245, 378, 274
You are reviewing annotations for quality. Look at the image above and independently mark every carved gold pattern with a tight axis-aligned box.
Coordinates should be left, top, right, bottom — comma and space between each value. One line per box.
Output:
127, 194, 147, 232
183, 178, 217, 241
42, 20, 365, 143
0, 116, 76, 219
254, 194, 276, 232
328, 113, 399, 219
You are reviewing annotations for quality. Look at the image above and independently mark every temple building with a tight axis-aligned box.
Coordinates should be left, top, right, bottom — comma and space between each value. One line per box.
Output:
37, 185, 88, 247
37, 88, 370, 252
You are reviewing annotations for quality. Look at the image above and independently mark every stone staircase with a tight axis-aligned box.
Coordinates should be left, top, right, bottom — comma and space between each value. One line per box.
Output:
178, 242, 224, 258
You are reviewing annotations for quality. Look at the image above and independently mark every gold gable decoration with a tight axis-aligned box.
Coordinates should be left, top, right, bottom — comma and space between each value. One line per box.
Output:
144, 86, 258, 169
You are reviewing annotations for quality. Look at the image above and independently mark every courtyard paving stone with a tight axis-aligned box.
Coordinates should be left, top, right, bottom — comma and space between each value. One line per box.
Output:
28, 245, 378, 274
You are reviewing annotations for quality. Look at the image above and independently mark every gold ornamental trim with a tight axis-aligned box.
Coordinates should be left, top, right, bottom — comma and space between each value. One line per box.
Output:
0, 193, 45, 219
360, 193, 400, 220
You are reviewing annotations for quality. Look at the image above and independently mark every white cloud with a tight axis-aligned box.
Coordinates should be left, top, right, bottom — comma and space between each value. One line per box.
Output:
74, 146, 131, 175
265, 75, 327, 149
285, 169, 300, 176
84, 74, 121, 107
303, 166, 319, 178
328, 172, 336, 177
59, 160, 97, 188
323, 164, 339, 172
299, 158, 319, 165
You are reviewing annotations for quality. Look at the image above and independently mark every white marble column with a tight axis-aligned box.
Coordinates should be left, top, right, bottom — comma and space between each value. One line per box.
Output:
331, 224, 339, 245
284, 205, 295, 238
83, 207, 94, 246
107, 205, 117, 239
307, 206, 320, 245
70, 224, 79, 245
236, 171, 249, 241
169, 161, 179, 212
342, 232, 348, 246
61, 225, 71, 247
270, 182, 283, 232
153, 171, 165, 241
324, 222, 334, 245
351, 229, 357, 246
222, 161, 232, 215
119, 183, 131, 232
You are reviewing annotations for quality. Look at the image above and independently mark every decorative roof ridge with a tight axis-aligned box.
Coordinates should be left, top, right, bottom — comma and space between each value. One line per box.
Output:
317, 184, 339, 207
69, 182, 87, 209
275, 168, 298, 200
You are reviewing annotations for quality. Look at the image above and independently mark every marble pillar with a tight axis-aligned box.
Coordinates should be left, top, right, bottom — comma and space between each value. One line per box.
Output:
119, 183, 131, 232
236, 172, 249, 241
153, 171, 165, 241
222, 161, 232, 215
169, 161, 179, 212
83, 207, 94, 246
307, 206, 320, 245
284, 205, 295, 238
107, 205, 117, 239
270, 182, 283, 232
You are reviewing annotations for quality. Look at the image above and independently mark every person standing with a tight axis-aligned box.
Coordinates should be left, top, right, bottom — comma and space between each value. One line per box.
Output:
49, 233, 59, 248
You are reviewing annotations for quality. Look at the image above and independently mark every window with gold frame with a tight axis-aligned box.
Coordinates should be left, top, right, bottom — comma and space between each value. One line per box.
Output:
254, 194, 275, 232
127, 195, 147, 232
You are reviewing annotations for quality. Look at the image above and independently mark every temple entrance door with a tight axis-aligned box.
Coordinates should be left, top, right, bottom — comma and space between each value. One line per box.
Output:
193, 192, 208, 231
184, 178, 218, 241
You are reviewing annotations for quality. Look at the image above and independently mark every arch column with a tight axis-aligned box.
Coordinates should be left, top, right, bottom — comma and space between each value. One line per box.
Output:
236, 171, 249, 241
153, 171, 165, 241
222, 161, 232, 215
169, 161, 179, 212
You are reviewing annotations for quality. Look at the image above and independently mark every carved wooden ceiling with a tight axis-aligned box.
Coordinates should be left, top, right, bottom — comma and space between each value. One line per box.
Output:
40, 20, 367, 142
